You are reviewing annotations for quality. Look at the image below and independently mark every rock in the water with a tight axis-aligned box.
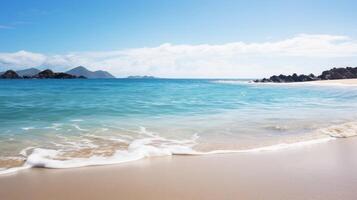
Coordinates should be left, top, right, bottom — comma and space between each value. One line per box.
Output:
0, 70, 21, 79
254, 67, 357, 83
33, 69, 56, 78
318, 67, 357, 80
255, 73, 318, 83
32, 69, 81, 79
53, 72, 78, 79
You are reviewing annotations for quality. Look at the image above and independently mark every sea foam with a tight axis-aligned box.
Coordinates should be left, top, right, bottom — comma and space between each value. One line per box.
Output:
317, 121, 357, 138
1, 122, 357, 175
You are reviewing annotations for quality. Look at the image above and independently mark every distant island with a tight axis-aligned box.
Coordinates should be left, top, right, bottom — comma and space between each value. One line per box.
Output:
254, 67, 357, 83
66, 66, 115, 79
125, 75, 157, 79
0, 66, 116, 79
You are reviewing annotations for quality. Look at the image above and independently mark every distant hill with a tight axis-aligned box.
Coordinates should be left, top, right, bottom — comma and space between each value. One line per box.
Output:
0, 68, 40, 77
32, 69, 85, 79
66, 66, 115, 79
0, 69, 86, 79
16, 68, 41, 77
0, 70, 21, 79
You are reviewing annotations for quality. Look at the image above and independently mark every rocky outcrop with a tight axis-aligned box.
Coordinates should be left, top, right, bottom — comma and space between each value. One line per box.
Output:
254, 67, 357, 83
0, 67, 116, 79
318, 67, 357, 80
257, 73, 318, 83
0, 70, 22, 79
32, 69, 85, 79
0, 68, 40, 77
33, 69, 56, 78
0, 69, 87, 79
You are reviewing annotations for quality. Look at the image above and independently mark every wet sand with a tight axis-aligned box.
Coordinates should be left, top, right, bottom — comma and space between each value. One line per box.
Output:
1, 137, 357, 200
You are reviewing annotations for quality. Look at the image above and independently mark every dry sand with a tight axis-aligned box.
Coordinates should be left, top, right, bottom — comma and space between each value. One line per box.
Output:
1, 137, 357, 200
309, 78, 357, 85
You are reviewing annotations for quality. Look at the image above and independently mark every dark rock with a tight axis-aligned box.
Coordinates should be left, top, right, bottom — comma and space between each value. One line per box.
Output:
33, 69, 56, 79
0, 70, 21, 79
318, 67, 357, 80
0, 68, 41, 77
53, 72, 78, 79
269, 75, 281, 82
254, 67, 357, 83
32, 69, 85, 79
0, 68, 88, 79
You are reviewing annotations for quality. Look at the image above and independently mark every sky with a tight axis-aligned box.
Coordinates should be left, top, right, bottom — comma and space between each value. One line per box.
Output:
0, 0, 357, 78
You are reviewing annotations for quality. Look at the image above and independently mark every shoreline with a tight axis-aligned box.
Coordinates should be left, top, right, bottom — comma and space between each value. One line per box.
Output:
308, 78, 357, 85
1, 79, 357, 199
1, 137, 357, 199
0, 135, 334, 175
253, 78, 357, 86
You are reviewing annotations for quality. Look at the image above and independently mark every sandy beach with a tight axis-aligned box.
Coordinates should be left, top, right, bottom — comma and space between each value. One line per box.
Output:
309, 78, 357, 85
1, 0, 357, 199
0, 137, 357, 200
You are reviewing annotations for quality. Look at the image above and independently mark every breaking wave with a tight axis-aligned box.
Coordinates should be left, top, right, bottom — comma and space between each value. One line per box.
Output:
0, 138, 332, 175
1, 121, 357, 175
211, 80, 250, 85
317, 121, 357, 138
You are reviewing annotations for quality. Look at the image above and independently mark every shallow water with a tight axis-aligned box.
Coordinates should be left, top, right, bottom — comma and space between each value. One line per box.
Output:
1, 79, 357, 173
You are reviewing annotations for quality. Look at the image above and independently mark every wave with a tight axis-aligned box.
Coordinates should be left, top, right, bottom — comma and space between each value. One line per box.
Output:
0, 165, 31, 175
212, 79, 357, 88
249, 81, 357, 88
317, 121, 357, 138
1, 121, 357, 175
211, 80, 250, 85
1, 136, 333, 175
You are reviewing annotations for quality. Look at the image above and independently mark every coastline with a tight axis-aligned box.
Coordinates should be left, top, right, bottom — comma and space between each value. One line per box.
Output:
1, 137, 357, 200
0, 78, 357, 199
282, 78, 357, 86
308, 78, 357, 86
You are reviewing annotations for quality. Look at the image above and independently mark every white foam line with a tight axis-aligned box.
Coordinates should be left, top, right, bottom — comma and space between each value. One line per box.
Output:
70, 119, 84, 122
21, 127, 35, 131
249, 81, 357, 88
212, 80, 249, 85
72, 124, 89, 132
20, 146, 35, 157
183, 137, 335, 155
0, 165, 31, 176
83, 134, 128, 143
44, 123, 62, 130
0, 136, 336, 176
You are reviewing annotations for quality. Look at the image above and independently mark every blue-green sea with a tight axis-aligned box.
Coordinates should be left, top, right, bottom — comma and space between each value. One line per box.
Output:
1, 79, 357, 174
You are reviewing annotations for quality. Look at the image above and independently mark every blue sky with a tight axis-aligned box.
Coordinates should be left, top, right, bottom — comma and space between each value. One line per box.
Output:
1, 0, 356, 52
1, 0, 357, 78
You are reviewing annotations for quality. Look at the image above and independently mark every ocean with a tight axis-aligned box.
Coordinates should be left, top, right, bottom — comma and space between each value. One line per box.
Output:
1, 79, 357, 174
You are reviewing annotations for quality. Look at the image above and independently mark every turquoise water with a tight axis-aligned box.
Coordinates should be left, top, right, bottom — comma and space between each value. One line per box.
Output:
1, 79, 357, 173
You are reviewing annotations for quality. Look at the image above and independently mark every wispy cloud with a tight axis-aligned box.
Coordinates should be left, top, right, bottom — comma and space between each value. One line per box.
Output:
13, 21, 33, 25
1, 34, 357, 78
0, 25, 14, 29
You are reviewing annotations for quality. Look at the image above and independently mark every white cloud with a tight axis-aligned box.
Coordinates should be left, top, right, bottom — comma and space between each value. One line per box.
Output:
1, 34, 357, 78
0, 51, 46, 67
